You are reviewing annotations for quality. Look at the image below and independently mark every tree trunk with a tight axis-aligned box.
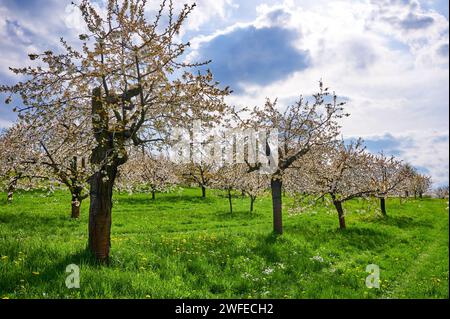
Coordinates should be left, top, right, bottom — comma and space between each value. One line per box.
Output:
151, 190, 156, 200
71, 202, 81, 219
228, 189, 233, 214
7, 179, 17, 204
88, 166, 117, 263
88, 87, 127, 263
271, 178, 283, 234
250, 196, 255, 213
333, 200, 346, 229
71, 193, 81, 219
380, 197, 387, 216
201, 186, 206, 198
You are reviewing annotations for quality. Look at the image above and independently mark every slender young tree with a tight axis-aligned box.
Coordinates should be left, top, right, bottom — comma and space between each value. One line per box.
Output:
368, 153, 413, 216
182, 162, 215, 198
118, 150, 177, 200
212, 164, 243, 214
293, 140, 373, 229
1, 0, 229, 262
240, 169, 269, 213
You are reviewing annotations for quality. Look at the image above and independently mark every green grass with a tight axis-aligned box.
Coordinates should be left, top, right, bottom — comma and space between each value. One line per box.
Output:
0, 188, 448, 299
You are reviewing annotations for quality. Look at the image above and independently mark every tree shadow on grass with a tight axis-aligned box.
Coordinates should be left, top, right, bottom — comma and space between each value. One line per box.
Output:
0, 211, 83, 233
371, 215, 433, 229
214, 210, 264, 221
283, 221, 397, 251
0, 248, 102, 298
326, 227, 396, 251
116, 194, 216, 206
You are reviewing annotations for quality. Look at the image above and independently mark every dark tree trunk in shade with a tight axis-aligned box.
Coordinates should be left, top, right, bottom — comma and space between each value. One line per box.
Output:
380, 197, 387, 216
151, 190, 156, 200
333, 200, 346, 229
71, 202, 81, 219
271, 178, 283, 234
228, 189, 233, 214
201, 186, 206, 198
250, 196, 256, 213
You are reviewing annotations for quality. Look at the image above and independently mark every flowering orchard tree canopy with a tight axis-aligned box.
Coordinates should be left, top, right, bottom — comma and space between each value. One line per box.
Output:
366, 152, 416, 215
290, 139, 374, 228
181, 161, 217, 198
235, 82, 348, 234
36, 110, 94, 218
0, 0, 231, 263
0, 122, 46, 203
117, 149, 178, 199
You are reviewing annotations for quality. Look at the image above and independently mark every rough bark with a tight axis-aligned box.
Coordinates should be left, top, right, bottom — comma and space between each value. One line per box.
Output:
333, 200, 346, 229
88, 166, 117, 263
88, 87, 126, 263
271, 178, 283, 234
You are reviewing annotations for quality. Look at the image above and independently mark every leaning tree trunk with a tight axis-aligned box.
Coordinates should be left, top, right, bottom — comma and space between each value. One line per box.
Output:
333, 199, 346, 229
201, 186, 206, 198
228, 189, 233, 214
271, 178, 283, 234
380, 197, 387, 216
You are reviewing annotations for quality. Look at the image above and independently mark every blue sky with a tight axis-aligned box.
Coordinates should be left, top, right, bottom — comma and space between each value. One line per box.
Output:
0, 0, 449, 186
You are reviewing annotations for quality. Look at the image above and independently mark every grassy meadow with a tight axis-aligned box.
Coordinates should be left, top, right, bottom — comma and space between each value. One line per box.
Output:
0, 188, 448, 299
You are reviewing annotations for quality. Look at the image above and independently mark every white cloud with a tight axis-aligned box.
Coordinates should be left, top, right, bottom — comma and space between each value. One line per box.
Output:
190, 0, 449, 185
362, 130, 449, 186
0, 118, 13, 129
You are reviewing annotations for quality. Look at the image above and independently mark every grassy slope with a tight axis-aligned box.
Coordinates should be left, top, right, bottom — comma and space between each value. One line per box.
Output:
0, 188, 448, 299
